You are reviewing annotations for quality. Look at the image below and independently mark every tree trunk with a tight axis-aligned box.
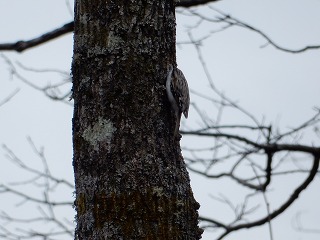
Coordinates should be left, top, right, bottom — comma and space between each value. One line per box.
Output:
72, 0, 202, 239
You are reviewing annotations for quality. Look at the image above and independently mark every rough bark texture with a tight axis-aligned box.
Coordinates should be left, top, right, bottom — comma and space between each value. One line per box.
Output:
72, 0, 202, 239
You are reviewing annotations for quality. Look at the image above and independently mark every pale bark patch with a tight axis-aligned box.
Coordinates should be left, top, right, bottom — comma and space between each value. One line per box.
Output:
82, 117, 116, 151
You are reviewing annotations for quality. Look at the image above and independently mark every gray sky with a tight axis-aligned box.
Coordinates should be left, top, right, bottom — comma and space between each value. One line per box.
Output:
0, 0, 319, 239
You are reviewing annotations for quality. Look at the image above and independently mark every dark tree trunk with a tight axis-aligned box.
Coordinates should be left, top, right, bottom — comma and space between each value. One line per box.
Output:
72, 0, 202, 239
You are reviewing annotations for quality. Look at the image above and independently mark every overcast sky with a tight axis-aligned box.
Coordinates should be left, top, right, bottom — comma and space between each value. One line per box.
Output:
0, 0, 319, 239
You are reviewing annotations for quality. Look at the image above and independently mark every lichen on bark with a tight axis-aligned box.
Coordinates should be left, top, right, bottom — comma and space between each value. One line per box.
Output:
82, 117, 116, 151
72, 0, 202, 239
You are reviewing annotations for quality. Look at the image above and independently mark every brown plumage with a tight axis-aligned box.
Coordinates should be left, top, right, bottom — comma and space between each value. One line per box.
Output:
166, 64, 190, 137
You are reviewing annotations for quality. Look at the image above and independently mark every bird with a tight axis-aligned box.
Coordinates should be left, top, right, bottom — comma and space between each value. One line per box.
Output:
166, 64, 190, 138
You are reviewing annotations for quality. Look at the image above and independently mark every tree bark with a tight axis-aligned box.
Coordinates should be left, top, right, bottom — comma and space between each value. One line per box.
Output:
72, 0, 202, 239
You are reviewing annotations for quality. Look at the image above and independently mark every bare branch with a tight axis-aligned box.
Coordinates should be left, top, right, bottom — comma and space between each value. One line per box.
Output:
188, 32, 268, 133
182, 131, 320, 155
216, 155, 319, 240
272, 110, 320, 142
221, 12, 320, 53
3, 144, 74, 189
0, 140, 74, 239
292, 211, 320, 234
0, 1, 222, 53
0, 22, 74, 52
1, 54, 72, 103
251, 164, 274, 240
177, 0, 220, 8
191, 7, 320, 53
0, 185, 72, 207
0, 89, 20, 107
